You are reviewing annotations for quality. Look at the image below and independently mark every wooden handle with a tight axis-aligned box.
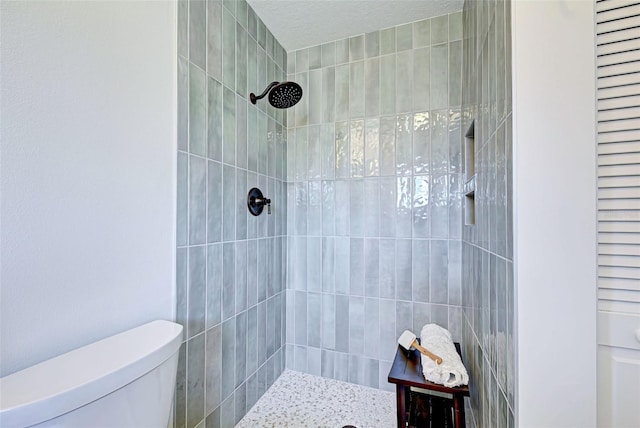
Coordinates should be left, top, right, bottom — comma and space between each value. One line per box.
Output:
413, 340, 443, 365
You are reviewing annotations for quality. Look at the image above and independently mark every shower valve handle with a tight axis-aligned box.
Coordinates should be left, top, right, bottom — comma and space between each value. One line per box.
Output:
247, 188, 271, 216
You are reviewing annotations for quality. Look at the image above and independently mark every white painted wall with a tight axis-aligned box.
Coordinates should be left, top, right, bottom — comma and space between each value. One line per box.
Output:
0, 1, 177, 376
512, 1, 597, 426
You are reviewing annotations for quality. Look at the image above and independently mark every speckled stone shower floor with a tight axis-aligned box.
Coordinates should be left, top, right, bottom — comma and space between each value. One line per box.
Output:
235, 370, 396, 428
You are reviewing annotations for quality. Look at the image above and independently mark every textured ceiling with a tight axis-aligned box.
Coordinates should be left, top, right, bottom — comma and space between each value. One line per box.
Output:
246, 0, 464, 51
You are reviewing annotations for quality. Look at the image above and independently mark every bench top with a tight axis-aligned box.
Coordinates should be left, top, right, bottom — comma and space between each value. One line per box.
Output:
387, 342, 470, 396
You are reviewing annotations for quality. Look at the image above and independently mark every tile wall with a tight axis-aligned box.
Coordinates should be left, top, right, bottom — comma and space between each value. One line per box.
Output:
175, 1, 288, 427
460, 0, 514, 426
284, 12, 466, 392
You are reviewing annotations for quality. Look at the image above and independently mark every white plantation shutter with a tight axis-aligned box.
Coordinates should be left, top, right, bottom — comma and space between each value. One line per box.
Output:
597, 0, 640, 315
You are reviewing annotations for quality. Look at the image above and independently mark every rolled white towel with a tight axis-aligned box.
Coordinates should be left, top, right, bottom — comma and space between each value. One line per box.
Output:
420, 324, 469, 388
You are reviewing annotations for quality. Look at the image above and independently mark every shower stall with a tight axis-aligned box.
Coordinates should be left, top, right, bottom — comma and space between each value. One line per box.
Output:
175, 0, 513, 427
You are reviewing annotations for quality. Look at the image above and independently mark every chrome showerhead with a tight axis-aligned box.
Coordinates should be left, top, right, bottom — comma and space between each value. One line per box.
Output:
250, 81, 303, 109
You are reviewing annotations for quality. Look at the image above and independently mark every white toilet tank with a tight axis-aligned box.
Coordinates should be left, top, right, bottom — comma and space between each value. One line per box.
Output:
0, 320, 183, 427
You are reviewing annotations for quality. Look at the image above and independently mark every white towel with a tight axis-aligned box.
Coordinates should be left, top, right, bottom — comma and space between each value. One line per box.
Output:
419, 324, 469, 388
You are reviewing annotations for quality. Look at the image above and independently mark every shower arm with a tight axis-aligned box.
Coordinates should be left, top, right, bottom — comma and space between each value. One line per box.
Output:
250, 81, 279, 104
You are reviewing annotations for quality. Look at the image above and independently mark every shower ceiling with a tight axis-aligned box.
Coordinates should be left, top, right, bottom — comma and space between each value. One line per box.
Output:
246, 0, 463, 51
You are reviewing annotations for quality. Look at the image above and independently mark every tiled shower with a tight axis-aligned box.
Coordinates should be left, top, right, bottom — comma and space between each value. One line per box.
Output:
175, 0, 513, 427
284, 13, 466, 390
175, 1, 288, 427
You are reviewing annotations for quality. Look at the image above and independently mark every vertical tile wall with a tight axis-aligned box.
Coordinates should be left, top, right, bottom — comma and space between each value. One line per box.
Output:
175, 1, 288, 427
460, 0, 514, 427
284, 12, 465, 392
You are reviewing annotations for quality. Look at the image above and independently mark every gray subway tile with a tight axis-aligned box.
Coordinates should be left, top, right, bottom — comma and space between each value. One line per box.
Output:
412, 301, 431, 332
349, 179, 364, 236
349, 35, 364, 61
177, 0, 188, 59
178, 58, 188, 152
177, 152, 188, 247
430, 43, 449, 110
176, 248, 188, 332
235, 311, 247, 387
234, 383, 246, 424
395, 300, 413, 339
189, 64, 206, 157
236, 96, 247, 169
413, 47, 430, 112
207, 243, 222, 328
414, 19, 431, 48
321, 293, 336, 349
221, 317, 236, 401
335, 65, 350, 121
349, 238, 365, 296
235, 169, 247, 240
322, 41, 336, 67
396, 50, 413, 114
295, 49, 308, 73
365, 117, 380, 177
321, 350, 335, 378
413, 111, 430, 175
379, 116, 396, 176
205, 325, 222, 414
207, 161, 222, 243
222, 242, 235, 320
450, 11, 462, 41
380, 27, 396, 55
307, 292, 322, 348
411, 239, 430, 302
208, 77, 223, 162
379, 177, 396, 237
430, 240, 449, 304
222, 87, 236, 165
219, 393, 234, 428
189, 0, 206, 69
334, 352, 350, 382
335, 294, 350, 353
322, 237, 335, 293
349, 61, 365, 118
348, 296, 364, 354
307, 237, 322, 292
235, 241, 247, 313
222, 8, 235, 89
431, 15, 449, 45
186, 334, 206, 428
308, 45, 322, 69
363, 298, 380, 359
396, 239, 412, 300
365, 58, 380, 118
307, 347, 322, 376
396, 23, 413, 51
294, 291, 307, 345
188, 246, 206, 338
395, 114, 412, 177
380, 55, 396, 116
365, 31, 380, 58
396, 176, 413, 238
364, 238, 380, 297
309, 69, 322, 125
335, 38, 350, 64
379, 239, 396, 299
222, 165, 235, 241
207, 1, 222, 81
379, 298, 396, 361
412, 175, 430, 238
363, 179, 380, 237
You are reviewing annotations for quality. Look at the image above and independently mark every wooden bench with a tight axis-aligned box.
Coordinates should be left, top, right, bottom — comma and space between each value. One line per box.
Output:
387, 342, 469, 428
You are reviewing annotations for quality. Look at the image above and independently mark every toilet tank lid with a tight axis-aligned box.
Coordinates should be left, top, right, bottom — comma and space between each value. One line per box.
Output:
0, 320, 183, 427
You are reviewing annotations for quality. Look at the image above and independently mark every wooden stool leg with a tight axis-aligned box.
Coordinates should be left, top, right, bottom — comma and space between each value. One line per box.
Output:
396, 384, 407, 428
453, 395, 465, 428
